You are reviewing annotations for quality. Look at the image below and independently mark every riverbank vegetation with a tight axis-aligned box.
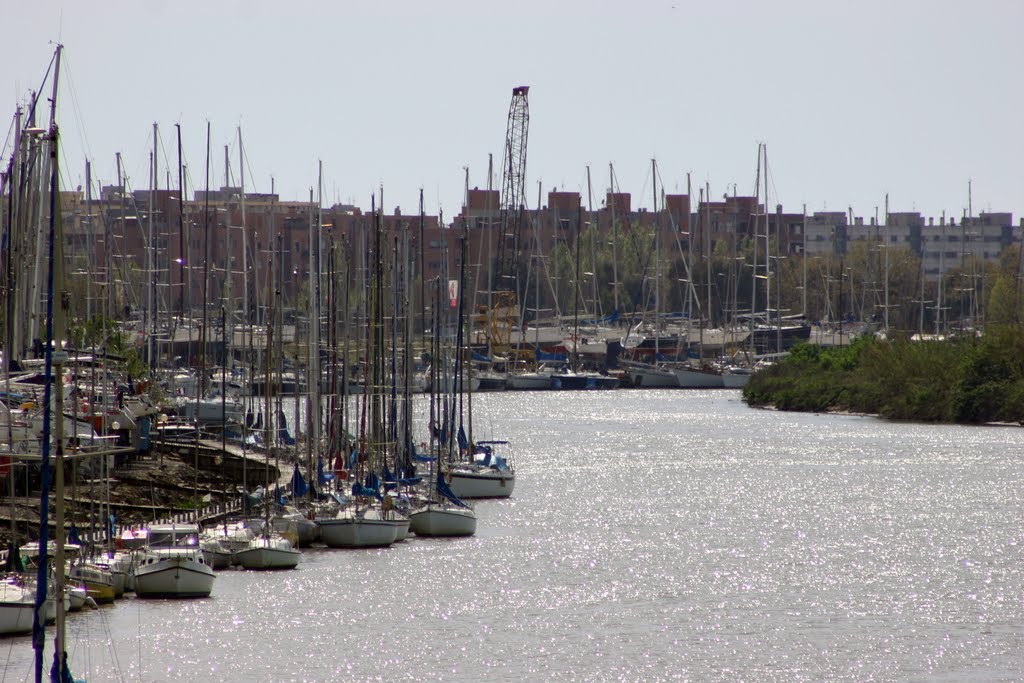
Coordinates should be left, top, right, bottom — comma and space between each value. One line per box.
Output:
742, 325, 1024, 424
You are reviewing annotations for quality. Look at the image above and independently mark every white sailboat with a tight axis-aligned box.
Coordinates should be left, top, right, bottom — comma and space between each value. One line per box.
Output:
0, 578, 35, 636
318, 503, 399, 548
234, 533, 300, 570
447, 440, 516, 499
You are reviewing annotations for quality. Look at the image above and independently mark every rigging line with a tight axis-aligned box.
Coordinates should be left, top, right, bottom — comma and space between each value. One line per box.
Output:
0, 110, 16, 164
156, 127, 175, 185
636, 162, 652, 211
23, 48, 58, 126
59, 52, 95, 166
241, 141, 262, 196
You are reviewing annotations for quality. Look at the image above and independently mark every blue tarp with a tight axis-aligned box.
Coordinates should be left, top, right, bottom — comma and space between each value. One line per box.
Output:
291, 464, 308, 498
536, 350, 567, 362
351, 482, 382, 500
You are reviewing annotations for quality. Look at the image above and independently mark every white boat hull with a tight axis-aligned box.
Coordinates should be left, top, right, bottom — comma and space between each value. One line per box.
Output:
200, 540, 233, 570
318, 516, 397, 548
272, 515, 319, 547
134, 555, 215, 598
629, 368, 679, 388
0, 584, 34, 636
447, 469, 515, 499
409, 505, 477, 537
235, 538, 300, 570
672, 366, 725, 388
391, 517, 411, 542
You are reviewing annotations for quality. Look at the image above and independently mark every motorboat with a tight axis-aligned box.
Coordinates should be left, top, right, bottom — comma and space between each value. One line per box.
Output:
134, 523, 215, 599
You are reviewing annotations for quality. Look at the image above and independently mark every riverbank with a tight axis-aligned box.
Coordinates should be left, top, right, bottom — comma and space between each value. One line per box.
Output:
742, 329, 1024, 424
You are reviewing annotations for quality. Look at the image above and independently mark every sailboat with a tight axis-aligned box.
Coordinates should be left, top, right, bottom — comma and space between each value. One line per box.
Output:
11, 45, 87, 681
410, 237, 477, 536
318, 199, 403, 549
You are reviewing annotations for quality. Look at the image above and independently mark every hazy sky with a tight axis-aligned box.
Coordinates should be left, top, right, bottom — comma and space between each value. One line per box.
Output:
3, 1, 1022, 223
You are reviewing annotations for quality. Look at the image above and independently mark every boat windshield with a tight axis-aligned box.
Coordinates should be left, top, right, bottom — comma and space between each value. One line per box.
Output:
148, 531, 200, 547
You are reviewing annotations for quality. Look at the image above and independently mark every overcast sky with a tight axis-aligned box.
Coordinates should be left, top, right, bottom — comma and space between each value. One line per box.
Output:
3, 1, 1022, 223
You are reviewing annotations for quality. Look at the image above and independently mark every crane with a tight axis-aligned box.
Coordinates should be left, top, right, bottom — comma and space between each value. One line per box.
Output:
495, 86, 530, 300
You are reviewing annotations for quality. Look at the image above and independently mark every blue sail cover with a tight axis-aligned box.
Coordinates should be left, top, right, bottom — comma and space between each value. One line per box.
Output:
317, 456, 334, 485
411, 442, 436, 463
436, 470, 469, 508
457, 425, 469, 452
536, 350, 567, 362
291, 464, 309, 498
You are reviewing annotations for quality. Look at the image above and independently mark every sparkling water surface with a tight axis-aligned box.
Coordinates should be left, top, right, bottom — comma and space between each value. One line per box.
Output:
3, 390, 1023, 682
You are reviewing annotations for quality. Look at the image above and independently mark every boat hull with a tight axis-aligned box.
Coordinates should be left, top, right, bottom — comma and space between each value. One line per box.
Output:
409, 506, 477, 537
628, 368, 679, 388
447, 469, 515, 499
0, 588, 34, 636
272, 515, 319, 547
69, 565, 116, 604
318, 517, 398, 548
506, 373, 552, 390
235, 543, 300, 570
134, 555, 215, 599
672, 366, 725, 388
200, 541, 233, 570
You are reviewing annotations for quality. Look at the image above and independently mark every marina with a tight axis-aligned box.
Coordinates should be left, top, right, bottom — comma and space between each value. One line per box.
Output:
2, 5, 1022, 680
2, 390, 1023, 681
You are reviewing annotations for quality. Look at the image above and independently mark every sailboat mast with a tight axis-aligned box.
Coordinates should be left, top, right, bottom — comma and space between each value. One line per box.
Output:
609, 163, 620, 316
148, 122, 157, 370
882, 193, 889, 332
651, 159, 659, 360
223, 145, 233, 360
200, 122, 211, 397
31, 43, 63, 683
176, 125, 185, 323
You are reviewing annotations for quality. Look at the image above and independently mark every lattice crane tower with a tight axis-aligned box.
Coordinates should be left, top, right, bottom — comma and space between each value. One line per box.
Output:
496, 86, 530, 298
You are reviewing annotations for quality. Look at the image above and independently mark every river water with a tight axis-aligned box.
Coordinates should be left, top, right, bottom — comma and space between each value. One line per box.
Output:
3, 390, 1023, 682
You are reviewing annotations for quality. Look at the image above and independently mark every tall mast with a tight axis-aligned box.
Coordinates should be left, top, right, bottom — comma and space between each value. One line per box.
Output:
651, 159, 659, 359
884, 193, 890, 333
200, 122, 211, 397
586, 165, 598, 317
238, 128, 248, 344
223, 144, 233, 355
609, 163, 620, 316
148, 122, 157, 370
176, 125, 185, 322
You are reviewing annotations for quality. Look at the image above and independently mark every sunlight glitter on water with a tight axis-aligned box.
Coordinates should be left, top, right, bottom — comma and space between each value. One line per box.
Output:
5, 390, 1024, 681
